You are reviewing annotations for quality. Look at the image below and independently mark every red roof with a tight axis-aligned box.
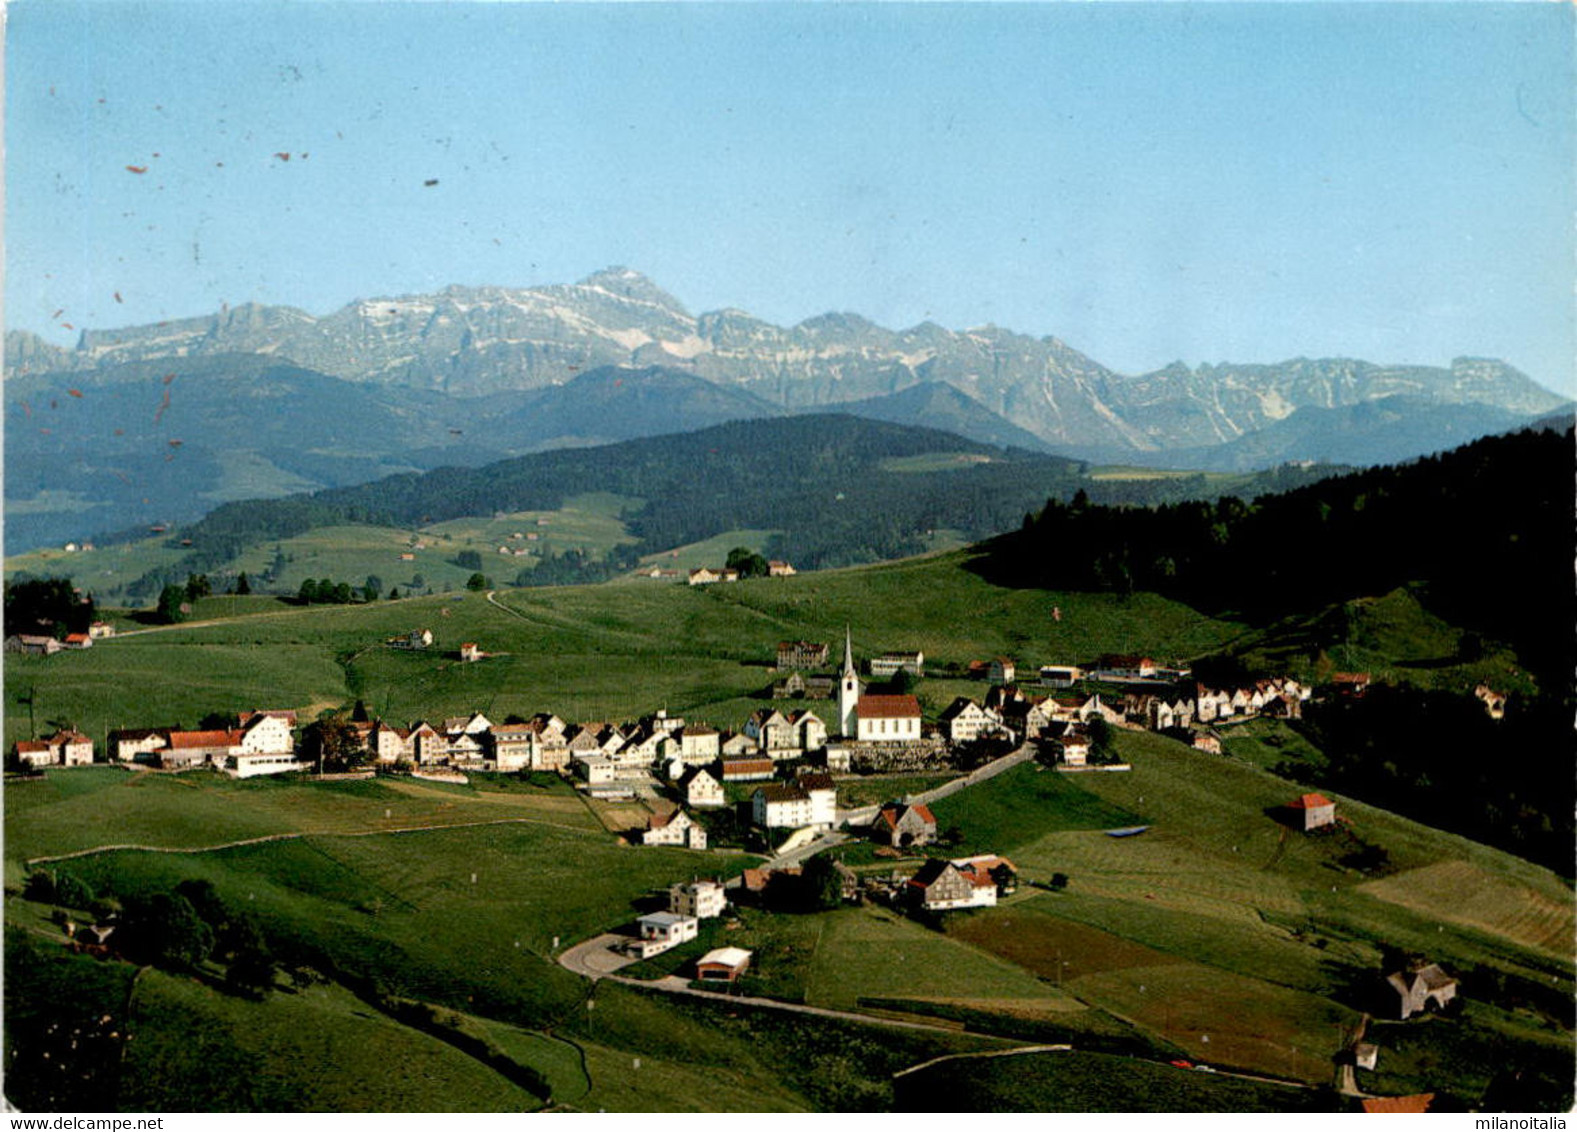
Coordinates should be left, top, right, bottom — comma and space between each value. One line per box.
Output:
167, 729, 243, 749
64, 633, 90, 644
1361, 1094, 1433, 1114
1289, 793, 1334, 809
14, 741, 49, 754
858, 694, 921, 719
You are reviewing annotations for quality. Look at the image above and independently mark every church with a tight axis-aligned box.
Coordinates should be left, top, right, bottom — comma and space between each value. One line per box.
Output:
836, 628, 923, 742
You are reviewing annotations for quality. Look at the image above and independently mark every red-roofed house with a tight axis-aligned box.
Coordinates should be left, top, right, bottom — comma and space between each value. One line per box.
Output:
1288, 792, 1336, 831
164, 729, 245, 768
854, 694, 922, 743
62, 632, 93, 650
871, 802, 937, 848
11, 740, 53, 768
906, 858, 999, 911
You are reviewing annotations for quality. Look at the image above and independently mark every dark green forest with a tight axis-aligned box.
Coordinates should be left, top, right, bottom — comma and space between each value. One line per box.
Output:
113, 415, 1339, 597
979, 424, 1573, 690
978, 423, 1575, 873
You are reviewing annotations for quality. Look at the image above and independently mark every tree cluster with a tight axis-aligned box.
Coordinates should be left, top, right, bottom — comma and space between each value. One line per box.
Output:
4, 577, 95, 637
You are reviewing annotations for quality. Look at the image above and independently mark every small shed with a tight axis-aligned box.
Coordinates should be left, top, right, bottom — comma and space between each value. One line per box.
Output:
696, 946, 752, 982
1288, 792, 1336, 831
1353, 1042, 1379, 1071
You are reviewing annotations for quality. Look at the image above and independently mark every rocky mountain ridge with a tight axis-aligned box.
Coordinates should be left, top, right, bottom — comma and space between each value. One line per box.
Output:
7, 266, 1566, 457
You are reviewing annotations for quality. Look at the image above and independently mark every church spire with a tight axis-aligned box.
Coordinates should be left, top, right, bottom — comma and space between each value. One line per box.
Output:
842, 624, 856, 680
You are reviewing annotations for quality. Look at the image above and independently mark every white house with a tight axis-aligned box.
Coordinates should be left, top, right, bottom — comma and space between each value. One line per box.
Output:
680, 766, 726, 809
237, 712, 294, 755
751, 773, 837, 830
642, 809, 708, 849
630, 911, 699, 958
939, 698, 1005, 744
677, 725, 721, 764
669, 880, 727, 920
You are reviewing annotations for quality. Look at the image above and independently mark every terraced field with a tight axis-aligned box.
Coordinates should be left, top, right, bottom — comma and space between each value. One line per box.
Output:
1359, 860, 1576, 958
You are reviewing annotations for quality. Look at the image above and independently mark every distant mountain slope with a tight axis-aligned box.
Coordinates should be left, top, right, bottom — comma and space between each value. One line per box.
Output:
1122, 395, 1559, 472
493, 365, 784, 450
831, 381, 1055, 453
3, 355, 502, 551
10, 267, 1564, 463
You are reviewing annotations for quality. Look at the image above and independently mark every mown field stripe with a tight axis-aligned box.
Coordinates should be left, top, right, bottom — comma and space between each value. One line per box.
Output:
24, 813, 605, 868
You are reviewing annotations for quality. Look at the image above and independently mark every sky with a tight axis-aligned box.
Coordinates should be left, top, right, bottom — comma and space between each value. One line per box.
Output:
6, 1, 1575, 395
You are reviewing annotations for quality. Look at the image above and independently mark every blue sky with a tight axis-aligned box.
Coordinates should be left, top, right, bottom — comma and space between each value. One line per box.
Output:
7, 2, 1574, 395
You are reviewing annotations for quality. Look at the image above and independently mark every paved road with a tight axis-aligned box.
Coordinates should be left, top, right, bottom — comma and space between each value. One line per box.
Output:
837, 743, 1037, 827
554, 934, 1006, 1036
767, 830, 850, 868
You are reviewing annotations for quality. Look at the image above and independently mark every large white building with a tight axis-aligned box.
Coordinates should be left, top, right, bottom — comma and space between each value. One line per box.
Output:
751, 773, 838, 830
854, 695, 923, 743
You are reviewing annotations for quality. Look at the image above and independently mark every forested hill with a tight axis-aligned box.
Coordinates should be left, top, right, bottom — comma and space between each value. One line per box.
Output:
976, 423, 1575, 690
121, 414, 1340, 589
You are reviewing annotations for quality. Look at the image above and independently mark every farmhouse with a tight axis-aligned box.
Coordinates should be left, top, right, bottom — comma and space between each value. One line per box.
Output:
1287, 792, 1336, 831
744, 709, 798, 756
164, 729, 244, 769
988, 658, 1016, 684
459, 642, 482, 662
13, 729, 94, 768
669, 879, 727, 919
1387, 962, 1458, 1020
938, 697, 1006, 745
394, 628, 434, 650
906, 858, 998, 911
237, 711, 295, 754
642, 809, 708, 849
110, 727, 172, 763
751, 773, 837, 831
696, 947, 752, 983
1050, 727, 1092, 767
5, 634, 62, 656
88, 621, 115, 639
776, 640, 829, 670
767, 560, 796, 577
62, 632, 93, 650
678, 766, 725, 808
871, 802, 937, 848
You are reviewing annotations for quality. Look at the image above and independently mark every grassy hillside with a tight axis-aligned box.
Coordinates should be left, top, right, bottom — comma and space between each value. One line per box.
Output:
5, 548, 1570, 1111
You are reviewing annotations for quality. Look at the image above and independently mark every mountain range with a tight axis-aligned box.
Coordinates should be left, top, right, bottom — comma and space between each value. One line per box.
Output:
6, 266, 1568, 551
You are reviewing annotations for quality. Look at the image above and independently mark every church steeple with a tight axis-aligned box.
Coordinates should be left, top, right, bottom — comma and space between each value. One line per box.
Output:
838, 624, 861, 738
